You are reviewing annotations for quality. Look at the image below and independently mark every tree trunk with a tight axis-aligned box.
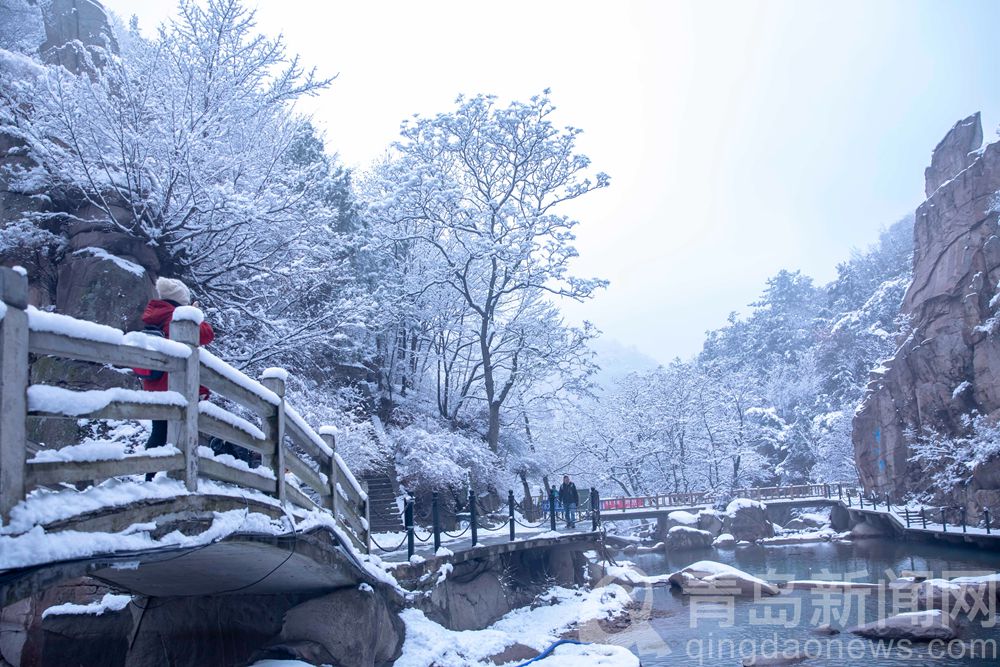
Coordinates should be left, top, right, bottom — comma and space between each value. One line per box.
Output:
486, 401, 501, 452
519, 470, 534, 521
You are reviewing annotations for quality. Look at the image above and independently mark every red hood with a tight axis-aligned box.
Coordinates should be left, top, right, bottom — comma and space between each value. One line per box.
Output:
142, 300, 177, 327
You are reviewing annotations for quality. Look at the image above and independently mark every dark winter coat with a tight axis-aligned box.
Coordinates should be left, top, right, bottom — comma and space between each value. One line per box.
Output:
559, 481, 579, 506
133, 299, 215, 396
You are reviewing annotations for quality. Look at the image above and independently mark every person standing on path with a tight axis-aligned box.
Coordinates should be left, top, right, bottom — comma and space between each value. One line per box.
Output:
134, 277, 214, 479
559, 475, 579, 529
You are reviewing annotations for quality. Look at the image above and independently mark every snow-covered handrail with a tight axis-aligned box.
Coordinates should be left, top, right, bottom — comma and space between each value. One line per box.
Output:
0, 267, 370, 553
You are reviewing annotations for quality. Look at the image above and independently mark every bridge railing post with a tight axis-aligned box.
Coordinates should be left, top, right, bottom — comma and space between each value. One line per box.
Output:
260, 370, 287, 505
404, 495, 415, 559
361, 480, 371, 550
432, 491, 441, 552
591, 487, 600, 531
549, 487, 557, 531
961, 507, 967, 533
985, 508, 992, 535
469, 488, 478, 546
321, 428, 340, 521
921, 507, 927, 529
509, 490, 516, 541
941, 508, 947, 532
168, 309, 202, 492
0, 267, 28, 522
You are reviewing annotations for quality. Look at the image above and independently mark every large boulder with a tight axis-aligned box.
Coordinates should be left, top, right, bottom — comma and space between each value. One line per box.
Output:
852, 111, 1000, 517
724, 499, 774, 541
39, 0, 118, 73
697, 509, 725, 535
664, 526, 713, 550
668, 560, 779, 597
265, 586, 404, 667
425, 569, 511, 631
851, 610, 957, 642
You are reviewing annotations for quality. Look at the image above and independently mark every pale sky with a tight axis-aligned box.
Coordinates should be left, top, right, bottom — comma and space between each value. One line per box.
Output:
102, 0, 1000, 364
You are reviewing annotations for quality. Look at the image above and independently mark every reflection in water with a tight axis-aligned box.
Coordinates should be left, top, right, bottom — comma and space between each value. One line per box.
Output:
602, 539, 1000, 666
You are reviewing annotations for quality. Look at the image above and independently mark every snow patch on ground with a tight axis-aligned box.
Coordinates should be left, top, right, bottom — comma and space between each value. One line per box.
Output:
394, 585, 634, 667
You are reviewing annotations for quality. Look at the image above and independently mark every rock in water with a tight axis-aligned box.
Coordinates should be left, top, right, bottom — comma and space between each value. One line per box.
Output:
664, 526, 713, 550
852, 111, 1000, 511
712, 533, 737, 548
851, 609, 958, 641
667, 560, 780, 596
697, 509, 724, 535
724, 499, 775, 541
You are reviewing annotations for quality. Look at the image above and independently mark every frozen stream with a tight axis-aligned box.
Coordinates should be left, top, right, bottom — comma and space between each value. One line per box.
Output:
603, 539, 1000, 666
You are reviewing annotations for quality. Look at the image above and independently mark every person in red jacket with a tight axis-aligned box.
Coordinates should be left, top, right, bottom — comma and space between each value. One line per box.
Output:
135, 277, 214, 471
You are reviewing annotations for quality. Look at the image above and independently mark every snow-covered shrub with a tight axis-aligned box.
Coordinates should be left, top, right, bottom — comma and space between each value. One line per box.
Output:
908, 414, 1000, 499
393, 421, 498, 493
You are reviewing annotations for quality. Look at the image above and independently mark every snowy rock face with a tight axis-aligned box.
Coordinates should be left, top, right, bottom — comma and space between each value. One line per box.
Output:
39, 0, 118, 73
723, 499, 774, 541
853, 111, 1000, 509
924, 112, 983, 197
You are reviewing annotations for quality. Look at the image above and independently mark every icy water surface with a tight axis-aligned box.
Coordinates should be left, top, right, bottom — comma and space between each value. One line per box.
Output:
600, 540, 1000, 666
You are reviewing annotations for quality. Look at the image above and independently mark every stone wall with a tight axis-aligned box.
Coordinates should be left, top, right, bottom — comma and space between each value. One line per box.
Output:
853, 112, 1000, 516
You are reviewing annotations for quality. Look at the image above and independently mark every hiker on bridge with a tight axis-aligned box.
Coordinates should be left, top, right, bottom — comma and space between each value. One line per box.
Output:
559, 475, 579, 529
135, 278, 214, 476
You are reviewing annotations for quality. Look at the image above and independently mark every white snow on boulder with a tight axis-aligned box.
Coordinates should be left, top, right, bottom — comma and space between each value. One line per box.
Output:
668, 560, 779, 596
74, 247, 145, 276
851, 609, 957, 641
667, 510, 699, 526
713, 533, 736, 548
726, 498, 766, 514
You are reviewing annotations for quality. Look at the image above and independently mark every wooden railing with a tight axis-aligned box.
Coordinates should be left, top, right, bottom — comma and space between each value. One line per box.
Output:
598, 483, 860, 513
599, 491, 712, 512
0, 268, 370, 553
733, 482, 858, 502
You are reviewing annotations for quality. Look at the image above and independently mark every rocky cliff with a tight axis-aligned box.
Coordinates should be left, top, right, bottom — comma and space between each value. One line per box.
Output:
1, 0, 160, 447
853, 112, 1000, 515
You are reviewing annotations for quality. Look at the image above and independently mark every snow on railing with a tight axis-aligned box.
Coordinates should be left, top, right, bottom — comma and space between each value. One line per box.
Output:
0, 267, 370, 553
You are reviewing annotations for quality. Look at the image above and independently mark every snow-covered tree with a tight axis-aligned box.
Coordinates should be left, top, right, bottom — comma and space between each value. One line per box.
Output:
364, 91, 608, 453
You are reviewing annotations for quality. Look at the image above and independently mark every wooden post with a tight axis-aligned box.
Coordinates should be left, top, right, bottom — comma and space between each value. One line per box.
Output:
167, 309, 201, 492
321, 427, 340, 521
0, 268, 29, 521
260, 371, 287, 506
